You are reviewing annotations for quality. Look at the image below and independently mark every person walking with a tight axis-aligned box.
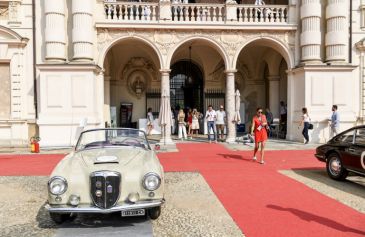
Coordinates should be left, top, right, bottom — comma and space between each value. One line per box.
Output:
191, 108, 201, 138
187, 108, 193, 139
146, 107, 154, 136
178, 109, 187, 140
251, 108, 268, 164
330, 105, 340, 138
216, 105, 227, 142
205, 105, 217, 143
265, 108, 273, 137
298, 107, 310, 144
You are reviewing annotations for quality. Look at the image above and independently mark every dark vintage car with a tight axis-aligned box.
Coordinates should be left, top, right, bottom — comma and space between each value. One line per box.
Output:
315, 125, 365, 180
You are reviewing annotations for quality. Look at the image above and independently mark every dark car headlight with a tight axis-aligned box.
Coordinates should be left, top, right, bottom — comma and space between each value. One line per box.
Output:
48, 176, 68, 195
142, 173, 161, 191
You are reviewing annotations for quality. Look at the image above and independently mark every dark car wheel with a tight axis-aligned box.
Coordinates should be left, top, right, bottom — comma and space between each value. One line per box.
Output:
49, 213, 74, 224
326, 153, 348, 180
148, 206, 161, 220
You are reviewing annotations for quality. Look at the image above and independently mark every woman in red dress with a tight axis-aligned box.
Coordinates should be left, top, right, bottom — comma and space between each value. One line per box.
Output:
250, 107, 268, 164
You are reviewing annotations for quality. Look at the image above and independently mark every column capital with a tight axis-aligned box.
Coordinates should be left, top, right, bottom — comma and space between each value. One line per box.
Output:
225, 69, 237, 74
267, 75, 281, 81
160, 69, 171, 75
356, 40, 365, 53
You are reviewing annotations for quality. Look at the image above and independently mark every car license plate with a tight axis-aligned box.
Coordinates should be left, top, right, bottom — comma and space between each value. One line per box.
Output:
121, 209, 145, 217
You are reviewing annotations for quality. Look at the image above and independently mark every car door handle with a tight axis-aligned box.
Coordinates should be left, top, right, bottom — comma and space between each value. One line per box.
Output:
348, 148, 356, 152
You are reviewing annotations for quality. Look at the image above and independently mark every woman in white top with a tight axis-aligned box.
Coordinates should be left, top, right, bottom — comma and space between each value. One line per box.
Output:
178, 109, 187, 140
146, 107, 154, 136
298, 107, 310, 144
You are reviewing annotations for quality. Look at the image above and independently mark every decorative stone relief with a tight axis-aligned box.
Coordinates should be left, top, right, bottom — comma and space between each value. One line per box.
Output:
8, 1, 19, 21
119, 57, 158, 99
97, 28, 295, 69
0, 5, 9, 20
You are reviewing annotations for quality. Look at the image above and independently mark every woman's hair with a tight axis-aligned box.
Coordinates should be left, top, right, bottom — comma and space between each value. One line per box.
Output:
302, 107, 308, 114
148, 107, 152, 112
179, 109, 184, 115
256, 107, 263, 112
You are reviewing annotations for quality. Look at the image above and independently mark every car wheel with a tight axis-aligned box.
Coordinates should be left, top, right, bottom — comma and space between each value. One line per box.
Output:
326, 153, 348, 180
49, 213, 72, 224
148, 206, 161, 220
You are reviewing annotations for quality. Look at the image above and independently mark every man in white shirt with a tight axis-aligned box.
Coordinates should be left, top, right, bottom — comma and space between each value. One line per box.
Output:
216, 105, 227, 141
205, 105, 217, 143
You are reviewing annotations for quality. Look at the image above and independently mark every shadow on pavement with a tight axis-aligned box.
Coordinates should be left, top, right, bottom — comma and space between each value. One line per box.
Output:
267, 204, 365, 236
290, 169, 365, 200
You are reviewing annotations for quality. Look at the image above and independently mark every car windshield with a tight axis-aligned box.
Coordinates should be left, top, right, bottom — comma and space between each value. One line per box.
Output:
75, 129, 150, 151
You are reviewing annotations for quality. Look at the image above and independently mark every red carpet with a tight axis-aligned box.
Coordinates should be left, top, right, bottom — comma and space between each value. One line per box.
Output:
1, 145, 365, 236
158, 144, 365, 237
0, 154, 64, 176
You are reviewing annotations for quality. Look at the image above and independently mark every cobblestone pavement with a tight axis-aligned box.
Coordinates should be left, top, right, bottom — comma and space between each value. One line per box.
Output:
0, 173, 243, 237
280, 170, 365, 214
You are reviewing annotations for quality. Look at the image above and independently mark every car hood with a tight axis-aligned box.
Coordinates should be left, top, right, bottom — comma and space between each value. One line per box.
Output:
79, 148, 145, 168
50, 147, 160, 179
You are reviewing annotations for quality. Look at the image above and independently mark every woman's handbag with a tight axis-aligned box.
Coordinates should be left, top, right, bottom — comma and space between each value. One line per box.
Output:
308, 123, 314, 130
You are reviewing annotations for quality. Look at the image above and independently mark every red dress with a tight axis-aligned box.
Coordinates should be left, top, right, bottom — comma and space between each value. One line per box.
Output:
253, 115, 268, 143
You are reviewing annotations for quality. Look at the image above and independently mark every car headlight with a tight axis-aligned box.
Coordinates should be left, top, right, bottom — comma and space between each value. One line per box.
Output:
48, 176, 68, 195
142, 173, 161, 191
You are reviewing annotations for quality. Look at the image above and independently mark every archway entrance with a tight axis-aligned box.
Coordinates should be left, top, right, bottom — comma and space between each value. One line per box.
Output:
170, 60, 204, 111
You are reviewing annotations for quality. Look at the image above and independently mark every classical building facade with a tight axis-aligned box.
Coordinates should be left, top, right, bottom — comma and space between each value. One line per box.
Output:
0, 0, 364, 146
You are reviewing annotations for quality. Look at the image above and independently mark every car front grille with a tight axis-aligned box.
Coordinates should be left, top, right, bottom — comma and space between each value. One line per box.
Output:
90, 171, 121, 209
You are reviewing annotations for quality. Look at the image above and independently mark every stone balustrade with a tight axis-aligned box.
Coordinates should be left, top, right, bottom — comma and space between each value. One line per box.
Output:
237, 5, 288, 23
104, 2, 159, 21
103, 1, 289, 24
171, 3, 225, 23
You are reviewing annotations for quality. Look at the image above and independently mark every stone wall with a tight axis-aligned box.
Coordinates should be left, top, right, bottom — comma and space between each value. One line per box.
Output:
0, 63, 10, 119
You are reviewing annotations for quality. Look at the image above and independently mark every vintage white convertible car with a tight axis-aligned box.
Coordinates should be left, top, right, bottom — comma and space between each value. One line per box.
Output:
45, 128, 164, 223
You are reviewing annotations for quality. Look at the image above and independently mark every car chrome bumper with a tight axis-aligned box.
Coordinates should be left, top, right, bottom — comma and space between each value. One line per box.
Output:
45, 199, 164, 213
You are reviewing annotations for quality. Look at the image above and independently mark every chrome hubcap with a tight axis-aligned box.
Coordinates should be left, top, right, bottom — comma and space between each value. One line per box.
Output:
329, 157, 341, 176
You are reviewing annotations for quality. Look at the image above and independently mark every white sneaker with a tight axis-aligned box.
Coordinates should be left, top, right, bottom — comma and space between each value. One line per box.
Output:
253, 156, 257, 161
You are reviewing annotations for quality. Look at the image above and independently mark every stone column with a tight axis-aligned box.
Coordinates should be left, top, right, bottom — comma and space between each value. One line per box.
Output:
361, 0, 365, 29
159, 0, 172, 21
325, 0, 348, 63
225, 1, 237, 22
268, 76, 280, 118
300, 0, 322, 63
160, 69, 173, 144
356, 40, 365, 122
72, 0, 94, 61
104, 76, 111, 126
225, 70, 237, 143
44, 0, 66, 61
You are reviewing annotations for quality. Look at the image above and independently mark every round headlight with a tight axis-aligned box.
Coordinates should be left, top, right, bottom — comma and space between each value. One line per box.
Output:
48, 176, 68, 195
142, 173, 161, 191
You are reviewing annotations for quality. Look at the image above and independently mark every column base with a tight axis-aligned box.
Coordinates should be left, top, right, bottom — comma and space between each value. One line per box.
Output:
225, 137, 237, 144
159, 137, 175, 145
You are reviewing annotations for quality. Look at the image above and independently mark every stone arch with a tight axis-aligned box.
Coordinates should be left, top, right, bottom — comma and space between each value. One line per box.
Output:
233, 36, 294, 70
166, 36, 230, 70
0, 25, 28, 46
97, 35, 163, 70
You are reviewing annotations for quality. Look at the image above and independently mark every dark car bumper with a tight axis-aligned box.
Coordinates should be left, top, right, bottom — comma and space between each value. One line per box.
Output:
315, 153, 326, 162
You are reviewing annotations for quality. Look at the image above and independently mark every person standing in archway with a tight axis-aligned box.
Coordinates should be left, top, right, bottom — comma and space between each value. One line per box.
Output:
216, 105, 227, 142
146, 107, 154, 136
178, 109, 187, 141
205, 105, 217, 143
251, 108, 268, 164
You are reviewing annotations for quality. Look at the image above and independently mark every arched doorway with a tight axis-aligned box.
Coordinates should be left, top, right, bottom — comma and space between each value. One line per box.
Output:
170, 60, 204, 111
